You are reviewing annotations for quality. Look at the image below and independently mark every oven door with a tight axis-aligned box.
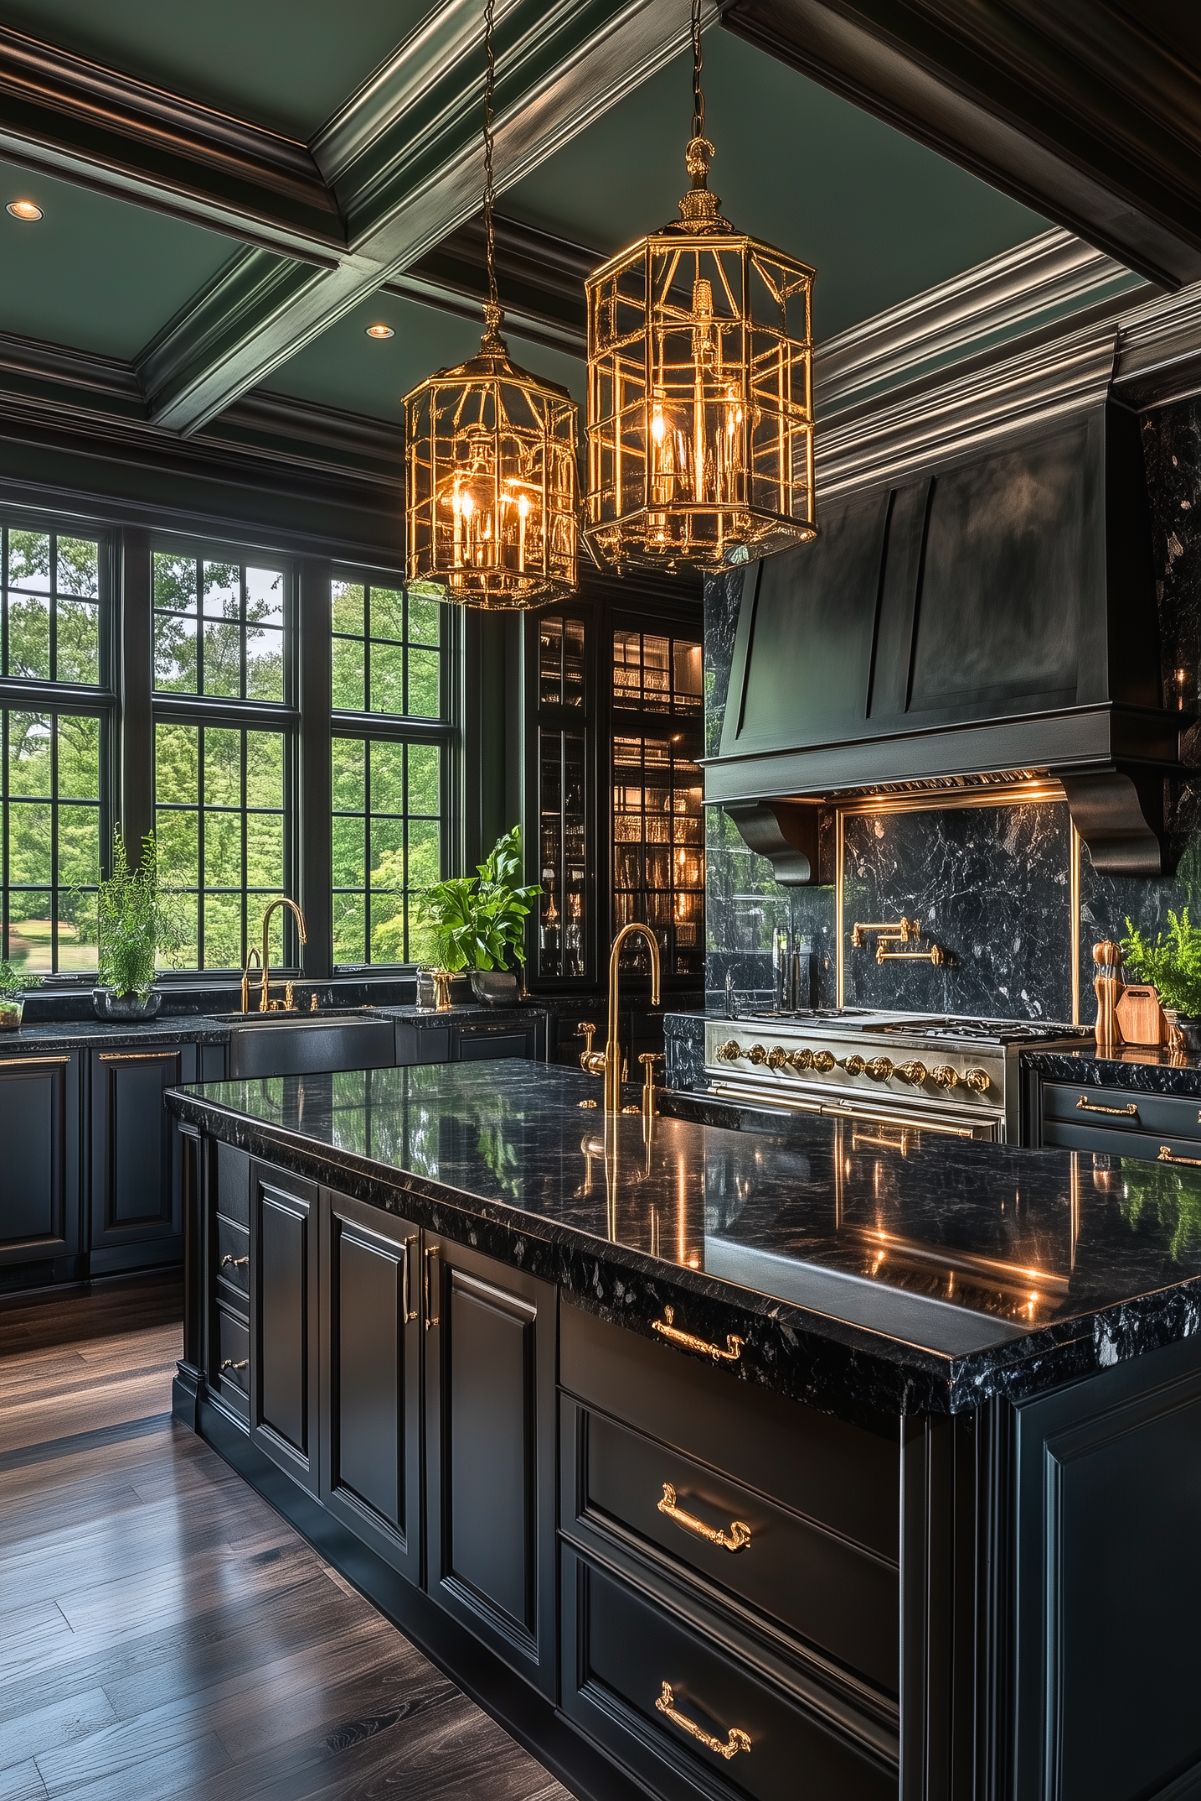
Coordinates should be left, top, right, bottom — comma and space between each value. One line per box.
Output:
706, 1078, 1001, 1142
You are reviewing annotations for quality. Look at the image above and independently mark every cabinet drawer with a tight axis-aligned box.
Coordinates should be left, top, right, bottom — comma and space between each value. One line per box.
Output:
212, 1140, 250, 1225
1042, 1119, 1201, 1165
213, 1305, 250, 1412
1043, 1081, 1201, 1145
562, 1550, 895, 1801
561, 1302, 898, 1562
214, 1216, 250, 1299
564, 1402, 897, 1696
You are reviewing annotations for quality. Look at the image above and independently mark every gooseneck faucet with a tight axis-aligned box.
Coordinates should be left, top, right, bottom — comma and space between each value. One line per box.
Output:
257, 897, 309, 1012
579, 922, 662, 1114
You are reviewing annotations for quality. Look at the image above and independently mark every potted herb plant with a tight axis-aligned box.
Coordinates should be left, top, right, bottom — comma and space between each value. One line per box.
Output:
415, 825, 541, 1007
91, 829, 182, 1022
1122, 909, 1201, 1050
0, 961, 41, 1031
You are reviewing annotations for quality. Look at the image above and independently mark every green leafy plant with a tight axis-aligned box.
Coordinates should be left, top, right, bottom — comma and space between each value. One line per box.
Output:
94, 830, 183, 998
0, 961, 41, 1001
415, 825, 541, 973
1121, 908, 1201, 1017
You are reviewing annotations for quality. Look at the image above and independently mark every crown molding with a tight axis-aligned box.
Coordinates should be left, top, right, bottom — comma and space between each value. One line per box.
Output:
815, 229, 1152, 419
0, 26, 343, 261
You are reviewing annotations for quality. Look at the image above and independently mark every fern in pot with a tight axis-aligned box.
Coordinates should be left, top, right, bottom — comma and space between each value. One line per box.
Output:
415, 825, 541, 1007
91, 830, 182, 1022
0, 961, 41, 1032
1122, 909, 1201, 1051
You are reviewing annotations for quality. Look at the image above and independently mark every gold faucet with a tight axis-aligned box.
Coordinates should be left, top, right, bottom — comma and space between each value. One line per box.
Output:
240, 946, 262, 1015
257, 897, 309, 1012
579, 923, 662, 1115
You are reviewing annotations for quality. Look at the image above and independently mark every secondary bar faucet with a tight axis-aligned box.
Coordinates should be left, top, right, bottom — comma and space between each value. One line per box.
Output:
578, 922, 662, 1115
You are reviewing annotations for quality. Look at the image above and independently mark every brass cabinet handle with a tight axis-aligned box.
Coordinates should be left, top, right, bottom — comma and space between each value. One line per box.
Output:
219, 1254, 249, 1270
654, 1683, 751, 1761
98, 1050, 177, 1062
424, 1244, 439, 1329
651, 1305, 742, 1364
401, 1235, 418, 1323
220, 1358, 248, 1372
1158, 1146, 1201, 1167
1075, 1094, 1139, 1118
658, 1482, 751, 1553
0, 1054, 70, 1068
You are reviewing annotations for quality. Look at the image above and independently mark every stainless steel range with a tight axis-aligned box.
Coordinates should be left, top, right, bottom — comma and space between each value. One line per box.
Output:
703, 1010, 1090, 1141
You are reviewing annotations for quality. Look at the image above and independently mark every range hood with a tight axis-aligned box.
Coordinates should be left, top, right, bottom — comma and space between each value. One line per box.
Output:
704, 401, 1181, 880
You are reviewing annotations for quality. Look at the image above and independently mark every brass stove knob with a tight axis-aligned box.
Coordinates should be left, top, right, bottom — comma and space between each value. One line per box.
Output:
746, 1043, 768, 1066
811, 1050, 836, 1073
896, 1060, 929, 1085
965, 1067, 991, 1094
840, 1054, 866, 1076
930, 1065, 959, 1089
865, 1056, 894, 1081
766, 1045, 789, 1071
716, 1040, 742, 1063
788, 1047, 814, 1072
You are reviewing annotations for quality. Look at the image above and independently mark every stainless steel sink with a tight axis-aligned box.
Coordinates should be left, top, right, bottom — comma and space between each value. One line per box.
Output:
218, 1009, 397, 1078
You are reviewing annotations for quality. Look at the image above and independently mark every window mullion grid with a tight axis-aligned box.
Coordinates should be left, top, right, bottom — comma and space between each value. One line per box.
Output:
239, 566, 248, 703
48, 531, 58, 684
49, 712, 59, 976
240, 726, 249, 971
402, 740, 410, 966
0, 525, 7, 679
196, 724, 206, 969
364, 738, 373, 968
195, 557, 204, 698
1, 707, 7, 963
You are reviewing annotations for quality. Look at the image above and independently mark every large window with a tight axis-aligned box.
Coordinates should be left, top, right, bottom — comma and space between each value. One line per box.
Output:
331, 574, 450, 969
152, 544, 294, 972
0, 520, 108, 974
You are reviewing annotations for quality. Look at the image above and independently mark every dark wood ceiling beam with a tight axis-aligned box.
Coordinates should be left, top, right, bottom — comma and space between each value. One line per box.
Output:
140, 0, 711, 434
0, 26, 344, 262
723, 0, 1201, 289
392, 215, 592, 357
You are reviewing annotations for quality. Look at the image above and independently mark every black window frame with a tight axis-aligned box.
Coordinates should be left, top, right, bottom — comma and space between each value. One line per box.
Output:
0, 506, 116, 980
329, 566, 458, 973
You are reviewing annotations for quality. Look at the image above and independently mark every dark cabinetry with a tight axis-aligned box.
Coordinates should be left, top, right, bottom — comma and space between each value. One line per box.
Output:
250, 1162, 319, 1492
0, 1050, 81, 1266
1028, 1072, 1201, 1163
424, 1234, 557, 1694
394, 1011, 547, 1068
88, 1043, 199, 1271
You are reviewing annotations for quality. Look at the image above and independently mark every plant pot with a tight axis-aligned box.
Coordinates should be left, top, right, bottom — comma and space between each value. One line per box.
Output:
0, 997, 24, 1031
1170, 1013, 1201, 1053
415, 969, 472, 1011
469, 970, 520, 1008
92, 987, 162, 1022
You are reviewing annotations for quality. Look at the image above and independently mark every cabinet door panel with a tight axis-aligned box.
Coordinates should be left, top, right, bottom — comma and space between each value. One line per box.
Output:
89, 1044, 196, 1257
320, 1191, 421, 1580
424, 1237, 556, 1694
0, 1053, 80, 1264
250, 1163, 318, 1491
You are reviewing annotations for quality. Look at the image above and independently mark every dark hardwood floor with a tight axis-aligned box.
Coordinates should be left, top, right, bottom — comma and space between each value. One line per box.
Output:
0, 1278, 573, 1801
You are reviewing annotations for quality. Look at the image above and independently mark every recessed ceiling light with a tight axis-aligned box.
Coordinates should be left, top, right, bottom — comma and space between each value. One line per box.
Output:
6, 199, 43, 223
364, 322, 394, 339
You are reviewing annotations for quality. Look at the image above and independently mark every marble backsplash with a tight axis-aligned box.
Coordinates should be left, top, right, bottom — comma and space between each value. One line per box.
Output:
704, 395, 1201, 1022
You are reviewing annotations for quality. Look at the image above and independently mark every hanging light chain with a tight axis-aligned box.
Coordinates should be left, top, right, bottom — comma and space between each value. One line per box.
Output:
690, 0, 705, 142
482, 0, 500, 329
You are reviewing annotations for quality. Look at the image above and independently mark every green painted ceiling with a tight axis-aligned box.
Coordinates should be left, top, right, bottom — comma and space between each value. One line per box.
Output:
262, 292, 585, 422
1, 0, 434, 140
506, 28, 1048, 341
0, 159, 238, 360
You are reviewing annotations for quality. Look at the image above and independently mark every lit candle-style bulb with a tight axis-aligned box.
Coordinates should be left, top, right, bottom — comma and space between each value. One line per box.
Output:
517, 491, 530, 570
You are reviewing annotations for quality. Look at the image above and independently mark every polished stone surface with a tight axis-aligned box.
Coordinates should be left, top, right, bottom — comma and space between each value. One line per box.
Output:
662, 1010, 705, 1091
1024, 1042, 1201, 1096
169, 1059, 1201, 1420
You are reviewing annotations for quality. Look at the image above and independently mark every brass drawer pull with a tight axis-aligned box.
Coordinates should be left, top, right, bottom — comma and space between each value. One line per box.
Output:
658, 1482, 751, 1553
98, 1050, 178, 1063
0, 1054, 70, 1068
655, 1683, 751, 1761
1076, 1095, 1139, 1119
424, 1245, 439, 1329
219, 1254, 249, 1270
219, 1358, 248, 1372
402, 1235, 418, 1323
651, 1305, 742, 1364
1158, 1146, 1201, 1167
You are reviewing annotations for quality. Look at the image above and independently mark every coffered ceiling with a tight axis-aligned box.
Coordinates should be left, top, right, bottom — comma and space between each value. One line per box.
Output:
0, 0, 1194, 503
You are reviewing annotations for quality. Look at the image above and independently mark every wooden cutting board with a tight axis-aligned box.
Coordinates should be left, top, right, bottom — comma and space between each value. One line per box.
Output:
1115, 983, 1167, 1046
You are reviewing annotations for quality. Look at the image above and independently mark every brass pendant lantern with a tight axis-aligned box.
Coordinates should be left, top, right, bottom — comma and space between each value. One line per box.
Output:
404, 0, 579, 610
584, 3, 816, 573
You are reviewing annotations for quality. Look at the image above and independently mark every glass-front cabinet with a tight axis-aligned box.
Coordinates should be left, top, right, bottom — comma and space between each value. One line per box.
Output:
526, 583, 704, 994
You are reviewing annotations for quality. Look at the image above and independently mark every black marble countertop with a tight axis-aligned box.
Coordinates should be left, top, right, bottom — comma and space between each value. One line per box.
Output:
1023, 1043, 1201, 1097
0, 1000, 547, 1056
167, 1059, 1201, 1422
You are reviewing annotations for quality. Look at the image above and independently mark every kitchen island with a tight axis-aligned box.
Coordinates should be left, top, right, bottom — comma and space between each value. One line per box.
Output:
168, 1061, 1201, 1801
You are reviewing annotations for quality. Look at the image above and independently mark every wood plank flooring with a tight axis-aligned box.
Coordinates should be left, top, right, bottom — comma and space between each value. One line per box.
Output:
0, 1279, 573, 1801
